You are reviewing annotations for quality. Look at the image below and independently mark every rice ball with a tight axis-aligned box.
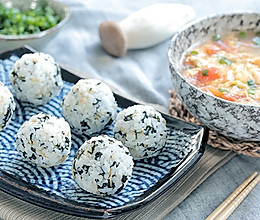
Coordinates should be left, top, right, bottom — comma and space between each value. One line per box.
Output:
113, 105, 167, 159
16, 113, 71, 167
0, 82, 15, 131
72, 135, 134, 195
62, 79, 117, 136
9, 52, 63, 105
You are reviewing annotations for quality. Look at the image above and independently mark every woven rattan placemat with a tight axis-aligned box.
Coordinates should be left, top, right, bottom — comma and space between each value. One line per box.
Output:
169, 90, 260, 158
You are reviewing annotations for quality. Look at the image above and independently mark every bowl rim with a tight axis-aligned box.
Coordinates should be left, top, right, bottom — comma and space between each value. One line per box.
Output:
168, 11, 260, 108
0, 0, 71, 41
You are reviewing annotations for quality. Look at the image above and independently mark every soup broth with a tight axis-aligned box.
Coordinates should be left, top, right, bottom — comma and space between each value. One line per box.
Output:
181, 32, 260, 105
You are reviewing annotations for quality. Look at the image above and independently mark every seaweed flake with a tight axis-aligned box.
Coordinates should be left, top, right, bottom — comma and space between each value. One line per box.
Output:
80, 120, 91, 129
55, 143, 64, 151
144, 125, 156, 135
141, 111, 149, 123
121, 175, 128, 183
10, 71, 18, 77
64, 137, 70, 149
95, 152, 103, 160
93, 98, 101, 106
124, 114, 133, 121
33, 127, 40, 131
29, 153, 36, 160
22, 151, 27, 158
38, 114, 50, 122
29, 133, 33, 141
82, 164, 90, 174
2, 104, 12, 125
110, 161, 116, 167
77, 167, 83, 175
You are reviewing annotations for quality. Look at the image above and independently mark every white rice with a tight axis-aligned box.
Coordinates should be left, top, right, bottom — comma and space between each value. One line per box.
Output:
16, 113, 71, 167
0, 81, 15, 131
113, 105, 167, 159
62, 79, 117, 136
9, 52, 63, 105
72, 135, 134, 195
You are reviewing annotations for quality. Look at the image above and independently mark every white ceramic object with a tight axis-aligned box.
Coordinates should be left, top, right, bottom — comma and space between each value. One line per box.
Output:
168, 12, 260, 141
0, 0, 70, 52
99, 3, 195, 57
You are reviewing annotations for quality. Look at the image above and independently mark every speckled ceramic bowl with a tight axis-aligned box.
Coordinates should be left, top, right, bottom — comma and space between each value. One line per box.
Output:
168, 12, 260, 141
0, 0, 70, 52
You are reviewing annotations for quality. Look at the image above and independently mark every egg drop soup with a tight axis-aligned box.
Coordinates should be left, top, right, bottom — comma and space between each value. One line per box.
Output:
181, 32, 260, 105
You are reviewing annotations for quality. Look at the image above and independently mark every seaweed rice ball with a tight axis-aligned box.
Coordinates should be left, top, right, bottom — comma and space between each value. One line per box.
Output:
72, 135, 134, 195
16, 113, 71, 167
62, 79, 117, 136
0, 82, 15, 131
113, 105, 167, 159
9, 52, 63, 105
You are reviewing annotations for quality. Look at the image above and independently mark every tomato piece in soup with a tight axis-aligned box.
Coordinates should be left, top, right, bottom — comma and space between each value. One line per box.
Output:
196, 67, 222, 85
206, 86, 236, 101
206, 86, 247, 102
183, 55, 195, 67
204, 45, 221, 55
204, 41, 236, 55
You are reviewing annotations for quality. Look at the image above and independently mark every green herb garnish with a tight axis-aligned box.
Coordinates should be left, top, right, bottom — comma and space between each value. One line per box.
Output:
190, 50, 198, 55
239, 32, 246, 39
0, 3, 61, 35
253, 36, 260, 46
218, 88, 228, 93
212, 34, 221, 41
202, 69, 209, 76
247, 79, 255, 87
248, 89, 256, 95
219, 57, 233, 66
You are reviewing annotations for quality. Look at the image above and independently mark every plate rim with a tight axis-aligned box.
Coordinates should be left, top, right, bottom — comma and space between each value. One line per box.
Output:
0, 46, 209, 218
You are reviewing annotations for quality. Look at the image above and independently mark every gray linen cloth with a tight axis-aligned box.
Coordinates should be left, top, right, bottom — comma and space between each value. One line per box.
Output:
1, 0, 260, 219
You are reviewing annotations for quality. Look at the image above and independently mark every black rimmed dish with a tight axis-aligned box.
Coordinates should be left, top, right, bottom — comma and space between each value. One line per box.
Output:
0, 0, 70, 52
0, 46, 208, 218
168, 12, 260, 141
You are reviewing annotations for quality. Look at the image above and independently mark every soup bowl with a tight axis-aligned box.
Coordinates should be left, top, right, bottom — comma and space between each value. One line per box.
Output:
168, 12, 260, 141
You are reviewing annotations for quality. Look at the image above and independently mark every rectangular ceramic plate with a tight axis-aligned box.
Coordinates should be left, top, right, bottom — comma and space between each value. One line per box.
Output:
0, 46, 209, 219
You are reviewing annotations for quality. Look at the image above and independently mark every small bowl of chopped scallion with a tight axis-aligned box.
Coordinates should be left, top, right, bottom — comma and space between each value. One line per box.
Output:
0, 0, 70, 51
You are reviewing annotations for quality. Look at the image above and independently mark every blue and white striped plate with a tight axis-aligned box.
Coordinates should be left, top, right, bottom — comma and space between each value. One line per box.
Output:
0, 47, 208, 218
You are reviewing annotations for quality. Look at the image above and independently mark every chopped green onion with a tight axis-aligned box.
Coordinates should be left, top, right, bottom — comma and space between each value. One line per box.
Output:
253, 36, 260, 46
202, 69, 209, 76
212, 34, 221, 41
239, 32, 246, 39
248, 89, 256, 95
247, 79, 255, 86
190, 50, 198, 55
219, 57, 233, 66
0, 3, 61, 35
218, 88, 228, 93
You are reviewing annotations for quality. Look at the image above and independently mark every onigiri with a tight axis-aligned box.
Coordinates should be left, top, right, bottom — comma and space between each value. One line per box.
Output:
62, 79, 117, 136
0, 81, 15, 131
72, 135, 134, 195
9, 52, 63, 105
16, 113, 71, 167
113, 105, 167, 159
